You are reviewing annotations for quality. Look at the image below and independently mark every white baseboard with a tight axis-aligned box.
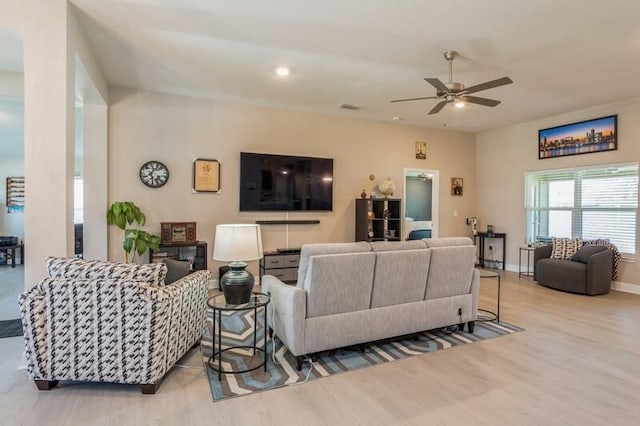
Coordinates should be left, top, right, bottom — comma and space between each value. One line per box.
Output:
612, 281, 640, 295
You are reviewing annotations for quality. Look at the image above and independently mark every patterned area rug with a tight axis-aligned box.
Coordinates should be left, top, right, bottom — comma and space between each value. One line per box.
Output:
0, 319, 23, 338
201, 309, 523, 401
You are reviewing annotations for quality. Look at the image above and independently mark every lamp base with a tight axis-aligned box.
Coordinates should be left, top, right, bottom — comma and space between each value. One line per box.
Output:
220, 261, 255, 305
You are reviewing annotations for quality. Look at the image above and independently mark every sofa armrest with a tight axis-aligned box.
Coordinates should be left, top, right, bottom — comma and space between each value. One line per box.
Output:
151, 270, 211, 375
586, 249, 613, 295
533, 244, 553, 280
261, 275, 306, 356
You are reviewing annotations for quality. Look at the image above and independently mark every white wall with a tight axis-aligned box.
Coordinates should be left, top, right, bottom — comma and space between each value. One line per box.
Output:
476, 97, 640, 287
109, 89, 477, 276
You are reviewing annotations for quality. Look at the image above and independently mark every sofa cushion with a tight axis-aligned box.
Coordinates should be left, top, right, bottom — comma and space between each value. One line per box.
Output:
161, 258, 191, 284
304, 252, 376, 318
297, 242, 371, 287
45, 257, 168, 287
424, 245, 476, 299
370, 248, 431, 308
551, 237, 582, 259
369, 240, 427, 252
570, 245, 609, 264
423, 237, 473, 248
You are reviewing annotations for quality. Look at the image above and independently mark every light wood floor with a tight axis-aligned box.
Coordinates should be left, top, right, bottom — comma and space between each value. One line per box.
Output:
1, 272, 639, 425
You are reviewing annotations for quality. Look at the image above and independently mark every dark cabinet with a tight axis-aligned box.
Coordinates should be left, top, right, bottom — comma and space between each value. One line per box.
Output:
260, 250, 300, 285
355, 198, 402, 242
149, 241, 208, 271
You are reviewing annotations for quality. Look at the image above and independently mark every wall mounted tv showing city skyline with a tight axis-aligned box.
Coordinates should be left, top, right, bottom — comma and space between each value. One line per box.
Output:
538, 115, 617, 159
239, 152, 334, 211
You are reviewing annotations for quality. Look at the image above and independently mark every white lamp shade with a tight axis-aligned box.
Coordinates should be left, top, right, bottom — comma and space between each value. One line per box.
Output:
213, 224, 263, 261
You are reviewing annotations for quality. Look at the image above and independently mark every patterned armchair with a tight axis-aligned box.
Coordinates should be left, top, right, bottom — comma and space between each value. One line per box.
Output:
19, 257, 211, 394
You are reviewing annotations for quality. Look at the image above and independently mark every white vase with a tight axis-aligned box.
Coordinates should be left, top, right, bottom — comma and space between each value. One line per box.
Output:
379, 178, 395, 198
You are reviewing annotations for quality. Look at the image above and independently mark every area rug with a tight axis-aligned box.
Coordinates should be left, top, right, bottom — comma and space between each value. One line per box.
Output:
0, 319, 23, 338
201, 310, 523, 401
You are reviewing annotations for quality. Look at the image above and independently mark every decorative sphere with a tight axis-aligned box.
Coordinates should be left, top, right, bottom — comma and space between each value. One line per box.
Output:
378, 178, 395, 197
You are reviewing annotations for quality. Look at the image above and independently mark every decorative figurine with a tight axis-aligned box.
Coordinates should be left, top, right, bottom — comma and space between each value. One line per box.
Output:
361, 189, 367, 199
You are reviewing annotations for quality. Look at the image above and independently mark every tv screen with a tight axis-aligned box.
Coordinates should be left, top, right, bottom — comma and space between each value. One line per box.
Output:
240, 152, 334, 211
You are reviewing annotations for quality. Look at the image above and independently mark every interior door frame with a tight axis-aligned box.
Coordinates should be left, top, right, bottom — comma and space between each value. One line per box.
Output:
403, 168, 439, 238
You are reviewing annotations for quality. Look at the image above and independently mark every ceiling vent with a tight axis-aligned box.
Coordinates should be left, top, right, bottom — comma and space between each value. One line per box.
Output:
339, 103, 362, 110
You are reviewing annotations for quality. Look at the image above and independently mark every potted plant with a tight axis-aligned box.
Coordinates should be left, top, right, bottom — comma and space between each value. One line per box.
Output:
106, 201, 160, 263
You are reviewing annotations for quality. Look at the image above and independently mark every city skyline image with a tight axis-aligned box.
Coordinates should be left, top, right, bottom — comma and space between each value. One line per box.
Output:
539, 115, 617, 159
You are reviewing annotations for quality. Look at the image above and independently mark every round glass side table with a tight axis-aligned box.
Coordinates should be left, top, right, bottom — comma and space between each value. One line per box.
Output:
207, 292, 270, 380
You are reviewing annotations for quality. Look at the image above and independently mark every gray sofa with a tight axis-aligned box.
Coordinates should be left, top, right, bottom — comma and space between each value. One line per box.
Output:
534, 244, 613, 295
261, 237, 479, 369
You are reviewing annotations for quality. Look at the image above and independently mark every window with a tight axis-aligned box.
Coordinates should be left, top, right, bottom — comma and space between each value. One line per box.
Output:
526, 163, 638, 256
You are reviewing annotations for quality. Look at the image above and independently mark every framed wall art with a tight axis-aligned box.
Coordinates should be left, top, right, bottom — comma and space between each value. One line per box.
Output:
538, 115, 617, 159
451, 178, 463, 196
193, 158, 220, 192
415, 141, 427, 160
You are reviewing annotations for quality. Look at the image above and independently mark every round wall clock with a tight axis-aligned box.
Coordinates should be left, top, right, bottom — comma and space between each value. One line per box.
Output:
139, 160, 169, 188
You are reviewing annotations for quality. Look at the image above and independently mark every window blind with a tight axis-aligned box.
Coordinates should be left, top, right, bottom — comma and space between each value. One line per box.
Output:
526, 163, 638, 255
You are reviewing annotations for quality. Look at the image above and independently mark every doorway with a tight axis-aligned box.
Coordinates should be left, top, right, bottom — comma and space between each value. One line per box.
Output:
403, 168, 439, 239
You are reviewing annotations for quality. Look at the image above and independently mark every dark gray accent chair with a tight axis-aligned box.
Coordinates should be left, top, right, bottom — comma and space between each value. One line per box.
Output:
534, 244, 613, 295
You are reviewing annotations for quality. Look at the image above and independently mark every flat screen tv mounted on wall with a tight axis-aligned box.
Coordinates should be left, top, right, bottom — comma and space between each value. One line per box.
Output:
239, 152, 334, 211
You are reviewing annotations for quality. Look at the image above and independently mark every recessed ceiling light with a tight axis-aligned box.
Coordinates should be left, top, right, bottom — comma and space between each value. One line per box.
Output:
392, 116, 401, 121
275, 66, 290, 77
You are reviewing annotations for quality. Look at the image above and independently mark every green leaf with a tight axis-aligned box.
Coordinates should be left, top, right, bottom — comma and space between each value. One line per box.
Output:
115, 215, 126, 230
113, 202, 122, 218
136, 239, 147, 256
123, 238, 134, 253
139, 212, 146, 226
126, 209, 134, 224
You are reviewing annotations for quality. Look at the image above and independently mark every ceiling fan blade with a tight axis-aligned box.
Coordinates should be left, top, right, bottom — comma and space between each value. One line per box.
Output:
428, 100, 449, 115
463, 77, 513, 94
424, 78, 448, 93
390, 96, 441, 103
463, 96, 501, 107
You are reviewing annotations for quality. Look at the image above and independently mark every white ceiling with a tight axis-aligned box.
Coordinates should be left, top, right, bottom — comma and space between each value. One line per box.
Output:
6, 0, 640, 133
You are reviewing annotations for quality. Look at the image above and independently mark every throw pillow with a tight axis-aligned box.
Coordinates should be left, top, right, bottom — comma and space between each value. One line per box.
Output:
161, 258, 191, 284
551, 238, 583, 259
570, 245, 609, 264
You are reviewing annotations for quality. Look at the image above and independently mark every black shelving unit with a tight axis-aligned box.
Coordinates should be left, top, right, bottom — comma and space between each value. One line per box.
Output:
355, 198, 402, 242
149, 241, 208, 271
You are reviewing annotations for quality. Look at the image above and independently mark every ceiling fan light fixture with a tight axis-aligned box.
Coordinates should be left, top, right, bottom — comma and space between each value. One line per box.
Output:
454, 99, 465, 108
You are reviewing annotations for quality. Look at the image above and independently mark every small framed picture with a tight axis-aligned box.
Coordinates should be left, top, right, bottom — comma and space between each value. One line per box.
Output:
451, 178, 463, 196
415, 141, 427, 160
193, 158, 220, 192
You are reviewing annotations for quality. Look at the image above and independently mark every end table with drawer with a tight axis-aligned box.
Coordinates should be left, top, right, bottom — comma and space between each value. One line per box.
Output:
259, 250, 300, 284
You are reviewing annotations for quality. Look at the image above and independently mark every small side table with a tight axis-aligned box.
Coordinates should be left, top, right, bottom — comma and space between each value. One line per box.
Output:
478, 270, 501, 322
518, 246, 536, 277
207, 292, 270, 380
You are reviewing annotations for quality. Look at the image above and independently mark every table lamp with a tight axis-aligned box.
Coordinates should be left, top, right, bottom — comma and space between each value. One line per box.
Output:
213, 224, 263, 304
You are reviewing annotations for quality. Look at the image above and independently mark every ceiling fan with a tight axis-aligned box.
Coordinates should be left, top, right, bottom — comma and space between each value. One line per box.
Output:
391, 51, 513, 115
